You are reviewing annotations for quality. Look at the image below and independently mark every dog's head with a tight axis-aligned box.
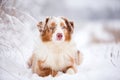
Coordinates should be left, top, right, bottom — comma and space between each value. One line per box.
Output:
37, 17, 74, 42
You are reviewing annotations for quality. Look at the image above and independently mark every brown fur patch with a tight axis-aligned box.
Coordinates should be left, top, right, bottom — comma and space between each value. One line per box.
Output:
62, 66, 77, 73
62, 55, 75, 73
49, 22, 56, 32
51, 70, 58, 77
60, 22, 65, 27
37, 60, 58, 77
43, 17, 49, 31
64, 30, 71, 41
62, 17, 74, 33
50, 22, 56, 27
41, 18, 53, 42
37, 21, 44, 32
28, 54, 58, 77
61, 17, 74, 41
41, 28, 52, 42
36, 60, 51, 77
69, 21, 74, 29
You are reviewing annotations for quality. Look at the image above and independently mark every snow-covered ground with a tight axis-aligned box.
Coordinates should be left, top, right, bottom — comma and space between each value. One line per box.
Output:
0, 8, 120, 80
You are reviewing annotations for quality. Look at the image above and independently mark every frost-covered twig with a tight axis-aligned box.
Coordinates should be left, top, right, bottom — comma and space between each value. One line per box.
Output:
110, 59, 117, 67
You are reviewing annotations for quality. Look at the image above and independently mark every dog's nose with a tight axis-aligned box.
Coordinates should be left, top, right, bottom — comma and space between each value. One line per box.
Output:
57, 33, 63, 40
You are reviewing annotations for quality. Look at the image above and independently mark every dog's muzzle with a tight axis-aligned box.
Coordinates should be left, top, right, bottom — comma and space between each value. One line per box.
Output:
56, 33, 63, 40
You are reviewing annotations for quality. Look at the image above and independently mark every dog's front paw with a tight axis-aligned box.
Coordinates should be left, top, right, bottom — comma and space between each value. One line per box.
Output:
27, 54, 35, 68
66, 66, 77, 75
66, 68, 76, 74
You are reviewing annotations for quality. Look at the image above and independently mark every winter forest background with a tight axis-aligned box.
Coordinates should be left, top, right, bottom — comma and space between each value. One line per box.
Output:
0, 0, 120, 80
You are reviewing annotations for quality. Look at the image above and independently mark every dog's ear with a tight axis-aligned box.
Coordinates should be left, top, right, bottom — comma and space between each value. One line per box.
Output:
61, 17, 74, 33
44, 17, 49, 30
37, 17, 49, 33
69, 21, 74, 30
37, 21, 44, 32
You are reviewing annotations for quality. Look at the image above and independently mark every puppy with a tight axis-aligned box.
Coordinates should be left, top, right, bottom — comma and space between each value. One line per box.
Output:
28, 17, 82, 77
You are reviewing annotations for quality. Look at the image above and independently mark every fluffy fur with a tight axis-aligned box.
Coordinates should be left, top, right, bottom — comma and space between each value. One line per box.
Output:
28, 17, 82, 77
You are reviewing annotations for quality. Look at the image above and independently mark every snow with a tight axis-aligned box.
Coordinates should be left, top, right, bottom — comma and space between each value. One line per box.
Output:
65, 0, 120, 9
0, 7, 120, 80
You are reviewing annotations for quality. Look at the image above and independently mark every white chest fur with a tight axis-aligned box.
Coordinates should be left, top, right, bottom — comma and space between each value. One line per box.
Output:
34, 41, 77, 71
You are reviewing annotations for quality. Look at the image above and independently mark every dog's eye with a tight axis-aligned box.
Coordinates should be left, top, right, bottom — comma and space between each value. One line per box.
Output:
50, 27, 55, 30
62, 26, 66, 29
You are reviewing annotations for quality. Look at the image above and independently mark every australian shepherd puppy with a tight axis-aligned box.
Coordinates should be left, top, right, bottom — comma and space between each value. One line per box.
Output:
28, 17, 82, 77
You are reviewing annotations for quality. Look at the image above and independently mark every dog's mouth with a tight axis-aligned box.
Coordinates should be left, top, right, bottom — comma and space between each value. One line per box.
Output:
56, 33, 63, 40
